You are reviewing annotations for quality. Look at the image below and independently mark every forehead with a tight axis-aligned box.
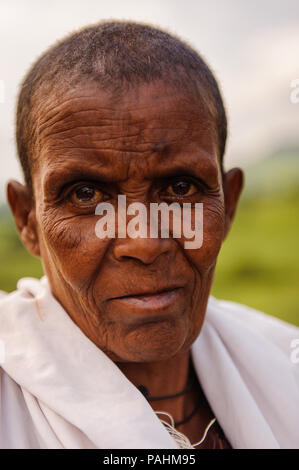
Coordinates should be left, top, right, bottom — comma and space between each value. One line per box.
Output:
34, 81, 220, 188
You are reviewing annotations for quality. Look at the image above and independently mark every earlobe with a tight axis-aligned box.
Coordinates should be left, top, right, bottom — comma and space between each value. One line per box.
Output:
6, 180, 40, 257
222, 168, 244, 239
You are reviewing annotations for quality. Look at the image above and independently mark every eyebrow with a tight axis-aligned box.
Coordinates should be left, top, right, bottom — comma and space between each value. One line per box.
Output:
152, 159, 219, 184
42, 147, 220, 196
42, 165, 125, 199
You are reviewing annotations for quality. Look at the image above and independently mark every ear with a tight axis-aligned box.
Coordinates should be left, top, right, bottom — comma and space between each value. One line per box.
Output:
7, 180, 40, 257
222, 168, 244, 239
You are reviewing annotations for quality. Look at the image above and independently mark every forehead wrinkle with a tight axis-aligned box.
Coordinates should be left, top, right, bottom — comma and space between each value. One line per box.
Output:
35, 90, 212, 162
38, 121, 188, 157
36, 129, 219, 189
37, 93, 177, 139
31, 85, 220, 188
37, 87, 205, 146
35, 91, 122, 132
38, 112, 121, 143
38, 117, 130, 149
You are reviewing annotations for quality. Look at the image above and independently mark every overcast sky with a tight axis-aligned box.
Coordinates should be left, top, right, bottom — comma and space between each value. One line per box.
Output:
0, 0, 299, 200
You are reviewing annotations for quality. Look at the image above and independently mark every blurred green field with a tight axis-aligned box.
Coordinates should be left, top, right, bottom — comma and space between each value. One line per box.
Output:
0, 153, 298, 326
0, 211, 43, 292
211, 188, 299, 326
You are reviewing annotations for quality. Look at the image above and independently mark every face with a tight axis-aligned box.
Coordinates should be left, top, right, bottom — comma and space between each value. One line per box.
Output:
8, 81, 243, 363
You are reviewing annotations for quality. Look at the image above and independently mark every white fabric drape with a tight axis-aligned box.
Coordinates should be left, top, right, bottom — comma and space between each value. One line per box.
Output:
0, 276, 298, 449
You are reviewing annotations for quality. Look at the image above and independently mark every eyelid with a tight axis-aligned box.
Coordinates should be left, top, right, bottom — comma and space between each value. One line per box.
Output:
59, 180, 105, 200
161, 175, 207, 192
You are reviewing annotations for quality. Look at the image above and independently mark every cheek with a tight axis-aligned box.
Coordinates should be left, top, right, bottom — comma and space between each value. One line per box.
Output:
182, 200, 225, 270
178, 201, 225, 345
38, 211, 109, 290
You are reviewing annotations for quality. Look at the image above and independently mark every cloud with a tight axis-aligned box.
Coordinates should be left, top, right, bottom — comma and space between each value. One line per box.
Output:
223, 24, 299, 166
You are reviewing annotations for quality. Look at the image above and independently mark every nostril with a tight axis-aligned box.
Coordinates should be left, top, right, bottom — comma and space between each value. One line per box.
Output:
113, 237, 172, 265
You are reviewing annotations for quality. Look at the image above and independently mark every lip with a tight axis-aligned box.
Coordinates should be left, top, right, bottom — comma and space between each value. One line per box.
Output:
108, 287, 183, 313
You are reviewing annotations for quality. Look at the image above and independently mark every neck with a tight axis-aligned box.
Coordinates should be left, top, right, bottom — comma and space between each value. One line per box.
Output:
117, 350, 215, 444
117, 351, 192, 424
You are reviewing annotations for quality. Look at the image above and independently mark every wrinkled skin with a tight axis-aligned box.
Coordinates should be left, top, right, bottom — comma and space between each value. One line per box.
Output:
8, 81, 243, 443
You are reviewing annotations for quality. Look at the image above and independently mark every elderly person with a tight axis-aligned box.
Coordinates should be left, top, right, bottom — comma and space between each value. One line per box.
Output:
0, 21, 298, 449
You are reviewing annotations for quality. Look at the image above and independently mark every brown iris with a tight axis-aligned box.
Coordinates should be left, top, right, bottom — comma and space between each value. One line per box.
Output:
166, 180, 198, 197
70, 185, 103, 206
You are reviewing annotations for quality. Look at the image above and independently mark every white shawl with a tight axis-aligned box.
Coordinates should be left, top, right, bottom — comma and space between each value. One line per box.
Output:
0, 276, 298, 449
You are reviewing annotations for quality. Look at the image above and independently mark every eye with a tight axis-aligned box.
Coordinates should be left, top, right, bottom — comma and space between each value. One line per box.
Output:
165, 179, 199, 197
69, 185, 104, 206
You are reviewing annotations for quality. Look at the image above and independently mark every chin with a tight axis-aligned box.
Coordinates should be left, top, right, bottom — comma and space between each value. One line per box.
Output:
111, 319, 190, 363
112, 348, 181, 364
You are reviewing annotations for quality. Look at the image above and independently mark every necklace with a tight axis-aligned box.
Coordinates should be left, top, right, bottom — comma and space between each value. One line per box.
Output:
138, 378, 203, 428
138, 377, 217, 447
138, 378, 194, 402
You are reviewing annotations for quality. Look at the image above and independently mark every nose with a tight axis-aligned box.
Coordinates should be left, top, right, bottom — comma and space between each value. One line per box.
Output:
113, 236, 173, 265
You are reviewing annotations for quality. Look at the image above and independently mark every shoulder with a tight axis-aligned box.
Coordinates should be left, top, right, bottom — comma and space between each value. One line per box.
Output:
206, 296, 299, 360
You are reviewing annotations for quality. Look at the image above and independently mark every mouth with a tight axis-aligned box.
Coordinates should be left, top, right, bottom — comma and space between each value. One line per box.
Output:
107, 286, 183, 314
